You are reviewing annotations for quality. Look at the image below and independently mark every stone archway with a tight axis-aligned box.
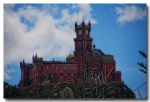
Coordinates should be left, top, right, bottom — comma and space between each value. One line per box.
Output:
59, 87, 74, 99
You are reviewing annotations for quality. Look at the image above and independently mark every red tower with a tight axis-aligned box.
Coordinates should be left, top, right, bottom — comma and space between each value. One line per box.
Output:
74, 20, 93, 72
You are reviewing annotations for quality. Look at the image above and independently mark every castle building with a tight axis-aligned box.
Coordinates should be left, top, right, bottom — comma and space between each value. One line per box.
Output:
19, 20, 122, 87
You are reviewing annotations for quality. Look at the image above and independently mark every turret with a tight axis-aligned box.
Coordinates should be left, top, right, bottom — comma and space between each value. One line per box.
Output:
35, 53, 37, 58
23, 59, 25, 64
88, 20, 91, 31
32, 55, 34, 63
33, 53, 43, 63
82, 19, 85, 28
20, 61, 22, 67
20, 59, 25, 68
75, 21, 77, 32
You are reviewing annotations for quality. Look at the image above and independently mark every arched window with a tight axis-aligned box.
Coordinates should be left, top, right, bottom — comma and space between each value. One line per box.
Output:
78, 44, 82, 51
56, 65, 59, 70
46, 65, 50, 70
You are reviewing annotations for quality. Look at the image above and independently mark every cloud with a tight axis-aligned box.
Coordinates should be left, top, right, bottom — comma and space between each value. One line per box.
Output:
71, 4, 77, 9
4, 68, 15, 80
115, 5, 146, 24
4, 4, 97, 80
4, 4, 15, 11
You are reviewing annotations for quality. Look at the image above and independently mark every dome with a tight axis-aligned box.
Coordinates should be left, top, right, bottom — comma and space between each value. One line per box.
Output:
67, 53, 74, 59
93, 49, 105, 57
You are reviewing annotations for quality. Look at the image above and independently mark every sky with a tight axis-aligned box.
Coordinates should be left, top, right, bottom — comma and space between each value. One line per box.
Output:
3, 4, 147, 99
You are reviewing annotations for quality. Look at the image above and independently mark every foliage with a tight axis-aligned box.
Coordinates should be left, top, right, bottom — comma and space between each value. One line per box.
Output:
136, 50, 147, 99
4, 82, 135, 99
23, 76, 32, 87
138, 50, 147, 74
4, 82, 20, 98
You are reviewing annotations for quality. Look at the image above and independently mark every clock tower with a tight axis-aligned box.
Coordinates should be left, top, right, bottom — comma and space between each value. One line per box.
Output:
74, 20, 93, 72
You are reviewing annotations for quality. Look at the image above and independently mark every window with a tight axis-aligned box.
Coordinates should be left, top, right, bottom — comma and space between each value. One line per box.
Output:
46, 65, 50, 70
78, 44, 81, 48
78, 30, 82, 35
31, 70, 32, 75
71, 73, 73, 76
21, 70, 23, 76
72, 66, 76, 70
34, 66, 36, 70
56, 66, 59, 70
64, 65, 67, 70
85, 29, 88, 35
64, 73, 67, 76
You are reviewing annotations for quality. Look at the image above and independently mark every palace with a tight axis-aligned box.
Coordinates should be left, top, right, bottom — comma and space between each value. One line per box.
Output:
19, 20, 122, 87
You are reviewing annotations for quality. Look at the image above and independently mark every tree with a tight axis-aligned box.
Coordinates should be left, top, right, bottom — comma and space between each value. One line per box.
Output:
138, 50, 147, 74
4, 82, 19, 98
23, 76, 32, 87
136, 50, 147, 99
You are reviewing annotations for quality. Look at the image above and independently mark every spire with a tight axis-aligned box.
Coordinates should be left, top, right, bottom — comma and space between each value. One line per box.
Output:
23, 59, 25, 64
35, 53, 37, 58
32, 55, 35, 62
93, 44, 96, 49
88, 20, 91, 25
82, 17, 85, 27
20, 61, 22, 67
83, 16, 85, 23
75, 21, 77, 32
75, 21, 77, 24
89, 20, 91, 31
77, 10, 78, 23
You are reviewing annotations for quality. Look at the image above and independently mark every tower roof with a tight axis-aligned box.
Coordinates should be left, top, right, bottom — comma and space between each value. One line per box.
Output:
93, 49, 105, 57
67, 53, 74, 59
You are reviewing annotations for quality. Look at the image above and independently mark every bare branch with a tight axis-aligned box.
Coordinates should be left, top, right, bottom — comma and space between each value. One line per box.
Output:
138, 90, 143, 99
139, 50, 147, 58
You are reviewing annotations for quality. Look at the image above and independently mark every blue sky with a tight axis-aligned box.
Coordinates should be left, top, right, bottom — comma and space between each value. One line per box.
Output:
4, 4, 147, 98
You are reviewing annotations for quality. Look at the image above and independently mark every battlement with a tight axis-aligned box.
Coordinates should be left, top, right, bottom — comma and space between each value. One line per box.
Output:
36, 57, 43, 62
20, 60, 33, 69
103, 54, 115, 63
75, 20, 91, 33
42, 60, 78, 64
32, 54, 43, 63
43, 61, 62, 63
